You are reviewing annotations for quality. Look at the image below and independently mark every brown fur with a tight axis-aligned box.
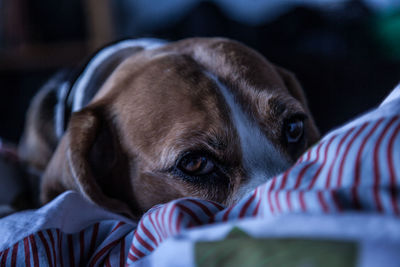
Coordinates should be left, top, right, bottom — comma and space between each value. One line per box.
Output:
20, 38, 319, 220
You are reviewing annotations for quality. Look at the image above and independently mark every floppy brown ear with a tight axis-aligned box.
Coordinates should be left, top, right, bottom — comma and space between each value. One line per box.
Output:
41, 106, 138, 218
274, 65, 320, 144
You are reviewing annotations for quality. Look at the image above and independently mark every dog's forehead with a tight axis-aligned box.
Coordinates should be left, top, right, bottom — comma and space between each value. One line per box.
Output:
110, 53, 240, 165
98, 38, 292, 103
147, 39, 298, 118
105, 38, 299, 159
107, 38, 297, 116
161, 38, 288, 92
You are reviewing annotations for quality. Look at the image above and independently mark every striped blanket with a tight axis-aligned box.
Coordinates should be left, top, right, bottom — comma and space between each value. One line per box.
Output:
0, 85, 400, 266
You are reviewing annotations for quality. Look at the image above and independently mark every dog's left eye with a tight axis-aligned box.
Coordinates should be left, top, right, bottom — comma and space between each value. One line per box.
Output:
178, 154, 215, 176
284, 118, 304, 143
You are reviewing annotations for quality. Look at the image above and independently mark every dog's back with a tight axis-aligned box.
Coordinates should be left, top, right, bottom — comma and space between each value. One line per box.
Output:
19, 71, 68, 172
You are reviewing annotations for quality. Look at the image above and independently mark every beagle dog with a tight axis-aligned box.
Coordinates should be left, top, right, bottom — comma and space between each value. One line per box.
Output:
19, 38, 319, 219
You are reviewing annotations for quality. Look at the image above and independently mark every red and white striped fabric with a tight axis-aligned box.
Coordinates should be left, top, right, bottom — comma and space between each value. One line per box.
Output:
0, 85, 399, 266
127, 116, 400, 264
0, 221, 133, 267
0, 191, 135, 267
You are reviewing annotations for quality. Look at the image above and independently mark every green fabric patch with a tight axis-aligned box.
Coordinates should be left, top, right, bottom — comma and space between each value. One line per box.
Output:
195, 227, 358, 267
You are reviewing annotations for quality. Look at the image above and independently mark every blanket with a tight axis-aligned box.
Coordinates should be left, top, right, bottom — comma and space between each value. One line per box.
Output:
0, 84, 400, 266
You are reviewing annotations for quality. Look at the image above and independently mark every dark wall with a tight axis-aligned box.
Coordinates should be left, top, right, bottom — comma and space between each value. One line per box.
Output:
0, 0, 399, 142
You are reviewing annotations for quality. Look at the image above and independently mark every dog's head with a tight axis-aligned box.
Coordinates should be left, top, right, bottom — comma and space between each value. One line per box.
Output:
42, 38, 319, 218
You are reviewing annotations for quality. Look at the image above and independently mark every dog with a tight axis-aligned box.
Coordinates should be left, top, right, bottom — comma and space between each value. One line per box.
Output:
19, 38, 319, 219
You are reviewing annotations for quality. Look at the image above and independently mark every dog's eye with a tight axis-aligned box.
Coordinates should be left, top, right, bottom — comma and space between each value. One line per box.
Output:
284, 118, 304, 143
178, 154, 215, 176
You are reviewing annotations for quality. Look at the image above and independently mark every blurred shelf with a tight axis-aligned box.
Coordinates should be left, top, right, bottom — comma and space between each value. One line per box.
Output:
0, 0, 114, 72
0, 42, 90, 71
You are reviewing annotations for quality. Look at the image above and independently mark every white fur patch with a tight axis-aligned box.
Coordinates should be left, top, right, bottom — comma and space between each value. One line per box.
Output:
206, 73, 290, 200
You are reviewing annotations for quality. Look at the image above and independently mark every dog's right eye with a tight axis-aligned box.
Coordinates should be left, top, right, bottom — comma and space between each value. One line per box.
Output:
177, 153, 215, 176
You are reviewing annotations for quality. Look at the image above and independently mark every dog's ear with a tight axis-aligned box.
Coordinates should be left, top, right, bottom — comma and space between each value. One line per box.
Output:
274, 65, 320, 143
42, 106, 138, 218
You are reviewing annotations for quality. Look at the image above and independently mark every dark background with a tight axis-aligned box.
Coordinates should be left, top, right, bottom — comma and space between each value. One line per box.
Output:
1, 0, 399, 143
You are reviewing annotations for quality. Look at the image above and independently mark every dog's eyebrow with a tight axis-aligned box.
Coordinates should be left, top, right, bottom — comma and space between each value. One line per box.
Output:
206, 136, 227, 151
268, 96, 306, 119
268, 97, 287, 117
